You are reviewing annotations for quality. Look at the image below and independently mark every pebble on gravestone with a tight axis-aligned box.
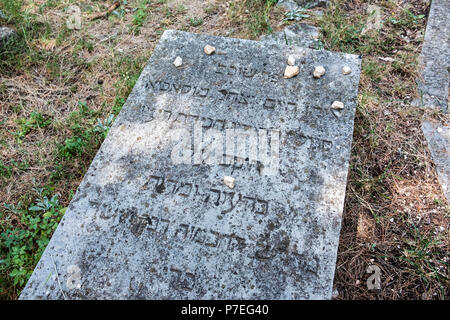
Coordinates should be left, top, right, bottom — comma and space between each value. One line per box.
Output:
223, 176, 235, 189
313, 66, 326, 78
284, 65, 300, 78
342, 66, 352, 75
331, 101, 344, 110
20, 30, 361, 300
204, 45, 215, 55
173, 56, 183, 67
287, 55, 296, 66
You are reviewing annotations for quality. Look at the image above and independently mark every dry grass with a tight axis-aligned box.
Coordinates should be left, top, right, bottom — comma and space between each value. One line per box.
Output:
0, 0, 234, 206
0, 0, 448, 299
319, 0, 449, 299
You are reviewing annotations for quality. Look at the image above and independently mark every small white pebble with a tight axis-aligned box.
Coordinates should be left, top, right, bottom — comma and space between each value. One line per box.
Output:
283, 65, 299, 79
173, 56, 183, 67
313, 65, 326, 78
287, 55, 296, 66
331, 101, 344, 110
204, 45, 216, 55
332, 289, 339, 298
224, 176, 235, 189
342, 66, 352, 75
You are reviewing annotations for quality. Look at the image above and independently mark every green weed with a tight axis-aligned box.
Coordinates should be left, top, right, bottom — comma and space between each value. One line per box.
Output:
400, 226, 448, 285
130, 0, 151, 34
13, 112, 52, 142
189, 17, 203, 27
0, 189, 66, 293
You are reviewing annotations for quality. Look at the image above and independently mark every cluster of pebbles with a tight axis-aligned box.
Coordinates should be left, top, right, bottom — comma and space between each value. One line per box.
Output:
173, 44, 216, 67
171, 44, 354, 188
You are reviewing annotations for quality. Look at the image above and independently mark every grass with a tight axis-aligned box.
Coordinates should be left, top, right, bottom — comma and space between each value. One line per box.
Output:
130, 0, 151, 34
318, 0, 449, 300
13, 111, 52, 142
1, 189, 66, 289
189, 17, 203, 27
227, 0, 282, 38
0, 0, 152, 298
0, 0, 448, 300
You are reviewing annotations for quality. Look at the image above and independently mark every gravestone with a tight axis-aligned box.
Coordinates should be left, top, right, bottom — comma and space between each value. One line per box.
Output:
278, 0, 329, 11
422, 121, 450, 202
20, 30, 361, 299
417, 0, 449, 112
419, 0, 449, 204
260, 23, 320, 49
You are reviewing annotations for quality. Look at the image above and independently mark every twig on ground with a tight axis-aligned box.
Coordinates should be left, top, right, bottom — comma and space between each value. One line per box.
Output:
90, 1, 121, 21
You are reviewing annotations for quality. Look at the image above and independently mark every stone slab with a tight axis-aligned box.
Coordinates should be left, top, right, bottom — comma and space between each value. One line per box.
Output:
422, 120, 450, 202
417, 0, 449, 112
0, 26, 15, 44
260, 23, 320, 49
20, 30, 361, 300
277, 0, 329, 11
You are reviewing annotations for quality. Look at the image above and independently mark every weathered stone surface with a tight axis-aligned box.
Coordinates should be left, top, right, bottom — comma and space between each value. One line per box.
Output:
422, 120, 450, 202
20, 30, 361, 300
277, 0, 329, 10
260, 23, 320, 49
417, 0, 449, 112
419, 0, 449, 202
0, 26, 15, 44
277, 0, 299, 11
